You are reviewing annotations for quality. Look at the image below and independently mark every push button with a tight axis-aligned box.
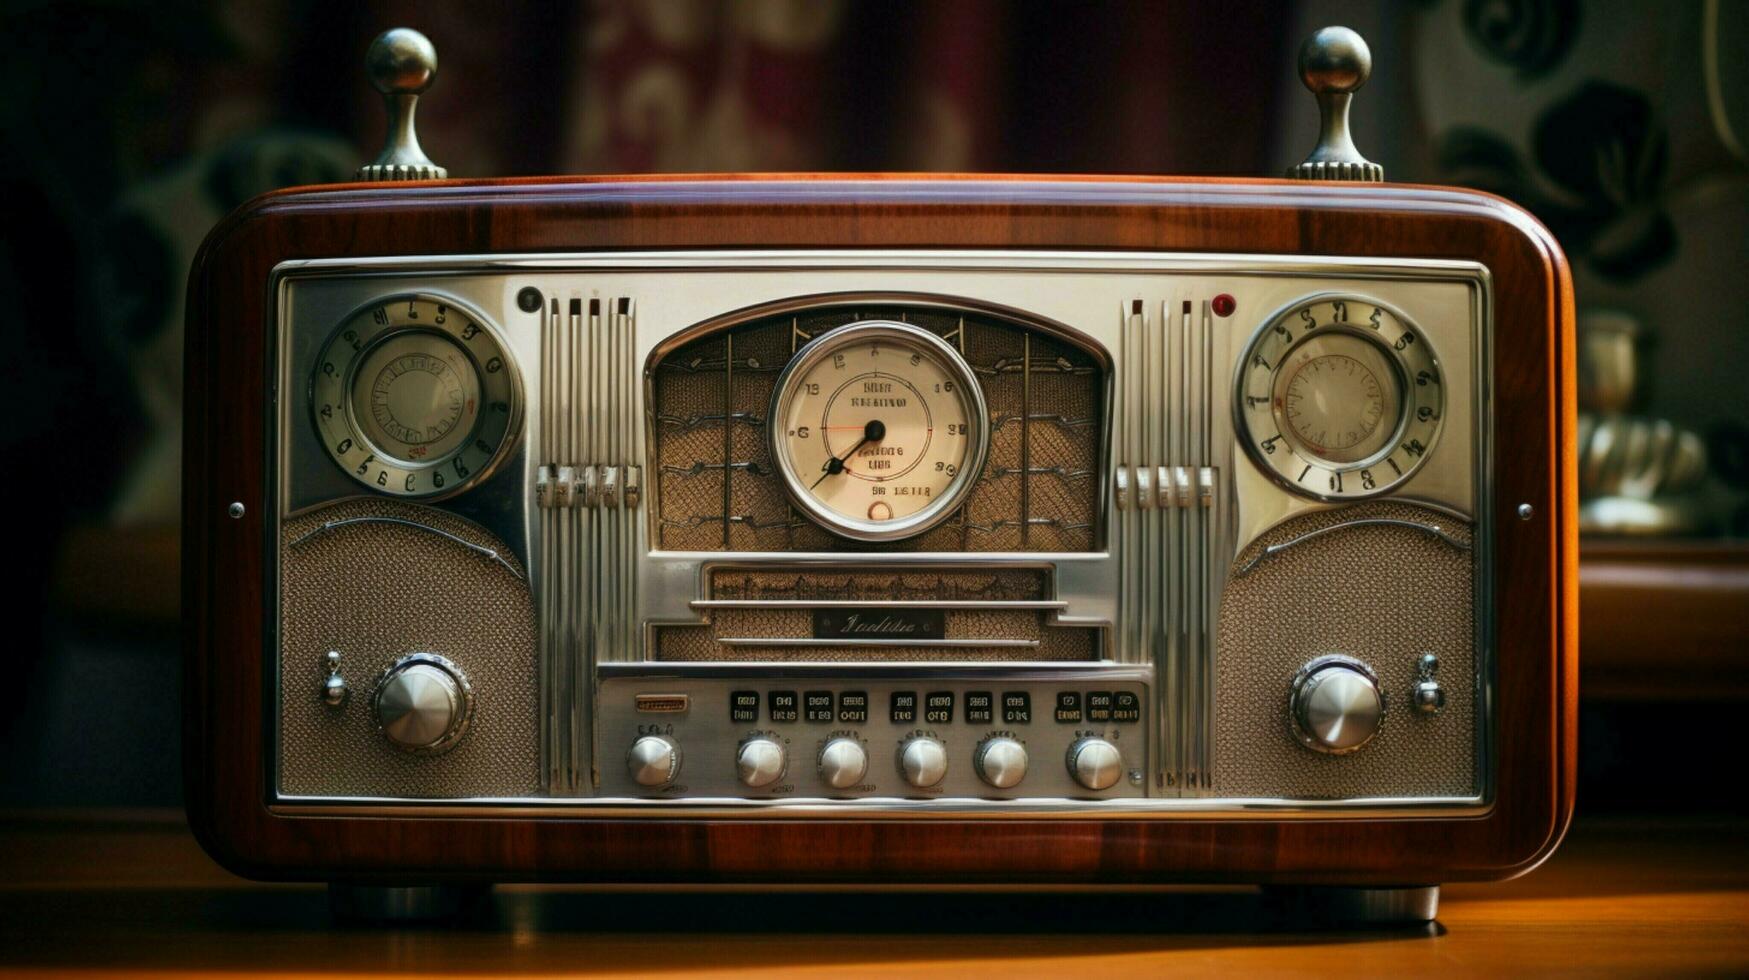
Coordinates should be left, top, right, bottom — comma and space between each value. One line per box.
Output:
1002, 692, 1031, 724
1112, 691, 1141, 723
924, 692, 954, 725
838, 691, 868, 724
730, 690, 760, 724
1086, 691, 1113, 723
965, 691, 993, 724
1054, 691, 1083, 723
769, 690, 798, 723
890, 691, 917, 724
804, 690, 834, 723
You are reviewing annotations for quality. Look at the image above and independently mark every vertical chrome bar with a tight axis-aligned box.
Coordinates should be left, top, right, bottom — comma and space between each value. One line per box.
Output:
620, 299, 641, 661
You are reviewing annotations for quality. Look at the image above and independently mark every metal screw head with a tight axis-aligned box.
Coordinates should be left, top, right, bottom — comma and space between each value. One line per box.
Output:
1517, 503, 1534, 520
1299, 26, 1372, 95
365, 28, 438, 96
228, 502, 245, 519
516, 287, 543, 313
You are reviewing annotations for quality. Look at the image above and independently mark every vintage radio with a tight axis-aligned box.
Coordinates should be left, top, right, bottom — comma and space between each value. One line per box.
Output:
184, 27, 1576, 921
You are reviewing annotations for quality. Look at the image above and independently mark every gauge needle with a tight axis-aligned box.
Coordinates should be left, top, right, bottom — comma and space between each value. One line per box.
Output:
811, 419, 885, 490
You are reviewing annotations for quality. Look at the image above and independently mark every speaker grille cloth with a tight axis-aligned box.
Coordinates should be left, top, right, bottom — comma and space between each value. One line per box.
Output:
1213, 501, 1478, 799
279, 499, 539, 798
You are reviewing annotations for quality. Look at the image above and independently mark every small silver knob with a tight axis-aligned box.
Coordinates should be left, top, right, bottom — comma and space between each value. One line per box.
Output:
358, 28, 447, 181
1066, 737, 1123, 791
1290, 657, 1385, 753
973, 737, 1029, 790
899, 737, 949, 789
818, 738, 869, 790
321, 650, 349, 707
736, 737, 787, 789
627, 735, 680, 787
371, 654, 472, 754
1287, 26, 1383, 182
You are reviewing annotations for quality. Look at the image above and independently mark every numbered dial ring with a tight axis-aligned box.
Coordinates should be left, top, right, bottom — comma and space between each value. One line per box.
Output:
312, 294, 520, 497
769, 321, 989, 541
1237, 295, 1443, 500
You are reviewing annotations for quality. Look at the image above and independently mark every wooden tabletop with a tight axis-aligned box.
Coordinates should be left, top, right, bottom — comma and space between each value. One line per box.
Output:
1, 812, 1744, 977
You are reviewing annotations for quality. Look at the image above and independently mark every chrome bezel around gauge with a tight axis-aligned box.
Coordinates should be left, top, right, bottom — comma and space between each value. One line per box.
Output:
1235, 292, 1445, 501
767, 320, 990, 542
310, 292, 523, 498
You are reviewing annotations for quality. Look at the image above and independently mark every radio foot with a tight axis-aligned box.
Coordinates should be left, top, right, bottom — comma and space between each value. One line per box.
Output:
1260, 884, 1439, 926
328, 883, 490, 923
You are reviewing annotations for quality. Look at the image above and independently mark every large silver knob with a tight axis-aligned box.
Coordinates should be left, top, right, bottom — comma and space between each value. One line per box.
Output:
899, 737, 949, 789
1066, 737, 1123, 791
627, 735, 680, 787
736, 737, 787, 789
1287, 26, 1383, 182
370, 654, 472, 754
1290, 657, 1385, 753
973, 737, 1028, 790
818, 738, 869, 790
358, 28, 447, 180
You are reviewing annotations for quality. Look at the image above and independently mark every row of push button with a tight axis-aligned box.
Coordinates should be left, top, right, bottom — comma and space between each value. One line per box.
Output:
730, 690, 1140, 726
1053, 691, 1142, 724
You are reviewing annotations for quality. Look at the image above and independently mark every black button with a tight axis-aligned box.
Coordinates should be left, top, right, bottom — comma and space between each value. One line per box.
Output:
924, 691, 954, 725
730, 690, 760, 723
1112, 691, 1141, 723
1086, 691, 1113, 723
1002, 692, 1031, 724
1054, 691, 1083, 723
769, 690, 798, 723
890, 691, 917, 724
839, 691, 868, 724
964, 691, 993, 724
804, 690, 834, 723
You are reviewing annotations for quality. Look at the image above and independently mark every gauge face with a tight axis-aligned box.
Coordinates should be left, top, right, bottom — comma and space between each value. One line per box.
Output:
311, 294, 520, 497
1236, 294, 1443, 500
769, 321, 989, 540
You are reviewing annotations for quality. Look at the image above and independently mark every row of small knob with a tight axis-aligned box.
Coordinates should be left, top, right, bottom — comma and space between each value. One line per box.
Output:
627, 734, 1124, 792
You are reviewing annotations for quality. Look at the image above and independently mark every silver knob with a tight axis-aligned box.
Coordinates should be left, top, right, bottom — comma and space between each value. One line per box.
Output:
1290, 657, 1385, 753
627, 735, 680, 787
899, 737, 949, 789
321, 650, 349, 707
358, 28, 447, 181
818, 737, 869, 790
736, 737, 787, 789
370, 653, 472, 754
1066, 737, 1123, 791
973, 736, 1028, 790
1287, 26, 1383, 182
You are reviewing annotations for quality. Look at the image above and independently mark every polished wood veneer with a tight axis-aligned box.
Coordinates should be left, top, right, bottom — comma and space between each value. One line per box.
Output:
184, 174, 1576, 885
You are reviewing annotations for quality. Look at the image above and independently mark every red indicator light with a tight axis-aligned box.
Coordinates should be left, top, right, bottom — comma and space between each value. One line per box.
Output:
1212, 294, 1236, 317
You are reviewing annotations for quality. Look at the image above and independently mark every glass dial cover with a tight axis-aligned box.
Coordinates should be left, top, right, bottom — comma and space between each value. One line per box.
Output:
768, 321, 988, 541
311, 294, 520, 497
1236, 294, 1444, 500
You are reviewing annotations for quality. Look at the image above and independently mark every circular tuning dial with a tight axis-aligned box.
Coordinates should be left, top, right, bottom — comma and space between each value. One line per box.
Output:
736, 738, 787, 790
1290, 657, 1385, 754
1066, 737, 1123, 791
898, 737, 949, 789
370, 653, 472, 754
818, 738, 869, 790
973, 737, 1029, 790
627, 735, 680, 787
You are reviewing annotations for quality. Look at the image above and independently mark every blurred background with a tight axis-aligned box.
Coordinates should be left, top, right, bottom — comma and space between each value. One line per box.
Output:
1, 0, 1744, 816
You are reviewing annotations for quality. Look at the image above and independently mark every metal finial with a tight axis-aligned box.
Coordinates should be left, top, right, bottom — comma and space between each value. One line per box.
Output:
1287, 26, 1383, 182
357, 28, 447, 181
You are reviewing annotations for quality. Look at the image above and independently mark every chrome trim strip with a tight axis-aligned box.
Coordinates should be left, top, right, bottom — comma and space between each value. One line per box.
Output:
1232, 518, 1473, 578
269, 793, 1486, 819
689, 599, 1069, 610
712, 637, 1041, 649
287, 516, 524, 580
